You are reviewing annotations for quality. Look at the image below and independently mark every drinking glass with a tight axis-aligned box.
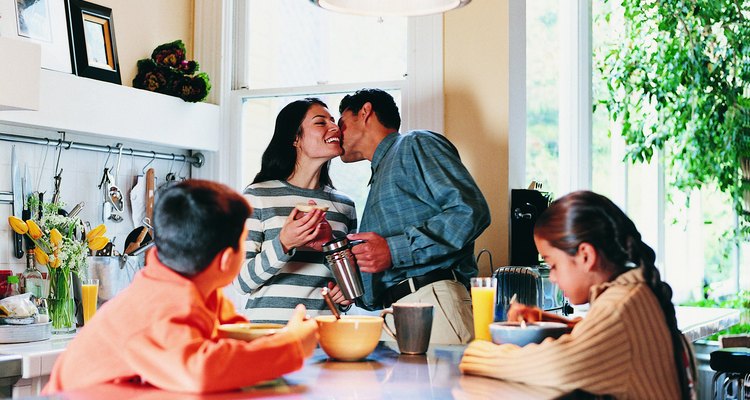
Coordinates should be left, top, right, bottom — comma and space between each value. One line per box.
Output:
81, 278, 99, 324
470, 277, 497, 341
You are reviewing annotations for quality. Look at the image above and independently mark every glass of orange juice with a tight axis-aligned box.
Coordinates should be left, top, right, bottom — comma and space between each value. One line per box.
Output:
470, 277, 497, 341
81, 278, 99, 325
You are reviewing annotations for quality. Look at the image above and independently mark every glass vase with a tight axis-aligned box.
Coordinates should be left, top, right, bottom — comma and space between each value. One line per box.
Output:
48, 267, 76, 334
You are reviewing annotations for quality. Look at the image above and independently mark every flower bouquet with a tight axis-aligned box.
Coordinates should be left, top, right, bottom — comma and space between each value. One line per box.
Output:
8, 200, 108, 333
132, 40, 211, 103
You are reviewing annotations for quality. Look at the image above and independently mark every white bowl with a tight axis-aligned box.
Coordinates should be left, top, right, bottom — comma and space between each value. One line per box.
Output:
489, 321, 569, 346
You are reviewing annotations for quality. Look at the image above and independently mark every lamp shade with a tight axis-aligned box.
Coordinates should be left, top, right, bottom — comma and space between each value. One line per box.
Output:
0, 37, 41, 111
310, 0, 471, 17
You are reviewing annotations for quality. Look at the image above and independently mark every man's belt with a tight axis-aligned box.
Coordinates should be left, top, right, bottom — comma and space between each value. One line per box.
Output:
382, 268, 458, 308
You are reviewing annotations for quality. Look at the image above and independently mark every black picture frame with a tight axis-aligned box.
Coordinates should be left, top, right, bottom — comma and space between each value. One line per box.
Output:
65, 0, 121, 84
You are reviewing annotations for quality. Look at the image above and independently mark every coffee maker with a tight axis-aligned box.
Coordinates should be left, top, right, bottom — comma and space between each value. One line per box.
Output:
493, 188, 571, 321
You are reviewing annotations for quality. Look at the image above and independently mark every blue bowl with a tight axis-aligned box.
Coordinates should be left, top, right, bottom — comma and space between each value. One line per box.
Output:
489, 321, 569, 346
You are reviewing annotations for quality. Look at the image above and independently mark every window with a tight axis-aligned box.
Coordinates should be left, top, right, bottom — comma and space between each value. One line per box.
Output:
232, 0, 442, 224
525, 0, 745, 302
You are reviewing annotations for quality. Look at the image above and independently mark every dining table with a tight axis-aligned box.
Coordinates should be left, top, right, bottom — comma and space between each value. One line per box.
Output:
55, 341, 566, 399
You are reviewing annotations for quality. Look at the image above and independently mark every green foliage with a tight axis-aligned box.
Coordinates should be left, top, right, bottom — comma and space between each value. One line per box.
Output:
598, 0, 750, 229
682, 290, 750, 338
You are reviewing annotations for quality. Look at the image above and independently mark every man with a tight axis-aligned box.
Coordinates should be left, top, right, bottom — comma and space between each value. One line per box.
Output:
339, 89, 490, 344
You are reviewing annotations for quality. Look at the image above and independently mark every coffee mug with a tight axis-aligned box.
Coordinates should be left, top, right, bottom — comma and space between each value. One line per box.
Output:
380, 303, 434, 354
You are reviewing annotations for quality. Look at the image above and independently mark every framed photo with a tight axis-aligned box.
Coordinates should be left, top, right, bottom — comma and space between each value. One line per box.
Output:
0, 0, 72, 73
65, 0, 120, 84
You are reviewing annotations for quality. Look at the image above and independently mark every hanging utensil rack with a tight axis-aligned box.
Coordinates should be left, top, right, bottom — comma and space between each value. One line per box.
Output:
0, 131, 205, 168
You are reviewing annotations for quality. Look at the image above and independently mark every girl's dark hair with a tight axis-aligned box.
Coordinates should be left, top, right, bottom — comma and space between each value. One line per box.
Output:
154, 179, 251, 276
252, 98, 333, 187
534, 190, 691, 399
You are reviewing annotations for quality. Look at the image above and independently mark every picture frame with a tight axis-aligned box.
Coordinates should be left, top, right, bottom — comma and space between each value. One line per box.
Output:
0, 0, 72, 73
65, 0, 120, 84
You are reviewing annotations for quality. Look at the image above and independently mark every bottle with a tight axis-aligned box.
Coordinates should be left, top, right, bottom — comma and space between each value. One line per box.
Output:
22, 252, 45, 299
6, 276, 20, 297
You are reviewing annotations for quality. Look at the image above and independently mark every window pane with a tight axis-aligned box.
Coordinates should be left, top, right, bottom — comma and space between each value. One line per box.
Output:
245, 1, 407, 89
526, 1, 560, 193
240, 91, 402, 223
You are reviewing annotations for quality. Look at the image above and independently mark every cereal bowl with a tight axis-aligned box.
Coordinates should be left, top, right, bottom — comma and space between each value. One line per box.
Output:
218, 322, 284, 342
315, 315, 383, 361
489, 321, 569, 346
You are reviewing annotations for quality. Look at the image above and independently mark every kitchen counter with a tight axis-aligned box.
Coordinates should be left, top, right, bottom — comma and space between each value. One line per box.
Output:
0, 306, 740, 398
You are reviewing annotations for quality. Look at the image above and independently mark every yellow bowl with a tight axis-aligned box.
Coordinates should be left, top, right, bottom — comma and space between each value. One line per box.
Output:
315, 315, 383, 361
217, 322, 284, 342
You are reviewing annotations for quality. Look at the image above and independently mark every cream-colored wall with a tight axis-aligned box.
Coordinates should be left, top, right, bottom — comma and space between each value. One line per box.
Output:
94, 0, 194, 87
444, 1, 509, 275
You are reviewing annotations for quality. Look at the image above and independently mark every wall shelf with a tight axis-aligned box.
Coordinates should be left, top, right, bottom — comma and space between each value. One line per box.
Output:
0, 69, 220, 151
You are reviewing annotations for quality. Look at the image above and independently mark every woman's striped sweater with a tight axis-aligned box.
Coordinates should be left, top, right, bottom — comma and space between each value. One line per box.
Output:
233, 180, 357, 324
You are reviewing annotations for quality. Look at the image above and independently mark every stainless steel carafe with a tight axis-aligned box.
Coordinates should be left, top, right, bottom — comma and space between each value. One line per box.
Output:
322, 237, 365, 301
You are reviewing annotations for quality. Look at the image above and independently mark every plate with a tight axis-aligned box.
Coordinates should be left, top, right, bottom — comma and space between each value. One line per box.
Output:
218, 323, 283, 342
0, 322, 52, 343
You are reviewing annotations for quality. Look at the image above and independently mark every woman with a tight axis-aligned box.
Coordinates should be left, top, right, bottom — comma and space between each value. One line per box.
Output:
233, 98, 357, 324
459, 191, 695, 400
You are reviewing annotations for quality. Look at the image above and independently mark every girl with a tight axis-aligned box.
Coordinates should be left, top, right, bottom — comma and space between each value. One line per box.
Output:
233, 98, 357, 324
460, 191, 695, 399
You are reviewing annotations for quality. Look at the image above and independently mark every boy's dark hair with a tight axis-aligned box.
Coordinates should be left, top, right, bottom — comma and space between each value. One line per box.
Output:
154, 179, 251, 276
339, 88, 401, 131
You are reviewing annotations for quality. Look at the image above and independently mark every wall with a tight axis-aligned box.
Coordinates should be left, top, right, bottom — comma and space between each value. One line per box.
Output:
0, 0, 196, 275
94, 0, 195, 87
0, 127, 192, 274
444, 1, 509, 275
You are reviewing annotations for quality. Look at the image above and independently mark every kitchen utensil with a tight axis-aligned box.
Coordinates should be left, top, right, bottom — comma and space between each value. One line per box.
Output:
67, 202, 84, 219
145, 168, 155, 234
489, 321, 569, 346
124, 227, 150, 255
315, 315, 383, 361
320, 287, 341, 319
129, 241, 154, 257
85, 256, 144, 303
321, 237, 366, 301
11, 146, 23, 259
380, 303, 433, 354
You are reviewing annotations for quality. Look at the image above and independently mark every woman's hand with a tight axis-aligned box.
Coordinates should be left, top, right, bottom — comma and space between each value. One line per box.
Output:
327, 281, 352, 306
278, 207, 325, 253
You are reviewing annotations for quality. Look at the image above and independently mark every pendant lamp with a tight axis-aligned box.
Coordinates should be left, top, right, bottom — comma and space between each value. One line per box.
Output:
309, 0, 471, 17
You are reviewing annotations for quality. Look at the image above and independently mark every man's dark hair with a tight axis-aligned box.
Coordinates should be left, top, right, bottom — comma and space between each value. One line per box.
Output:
339, 88, 401, 131
154, 179, 251, 276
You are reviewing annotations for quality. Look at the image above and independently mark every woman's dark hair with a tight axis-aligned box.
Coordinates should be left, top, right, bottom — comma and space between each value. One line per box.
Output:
154, 179, 251, 276
534, 190, 691, 399
252, 98, 333, 187
339, 88, 401, 131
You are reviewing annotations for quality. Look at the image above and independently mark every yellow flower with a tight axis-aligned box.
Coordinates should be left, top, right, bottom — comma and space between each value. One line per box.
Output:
26, 220, 42, 240
34, 247, 49, 265
50, 228, 63, 247
86, 224, 107, 241
88, 236, 108, 251
7, 216, 28, 235
49, 254, 61, 269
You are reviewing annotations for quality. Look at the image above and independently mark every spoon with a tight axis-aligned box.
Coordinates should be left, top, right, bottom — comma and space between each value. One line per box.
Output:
320, 287, 341, 320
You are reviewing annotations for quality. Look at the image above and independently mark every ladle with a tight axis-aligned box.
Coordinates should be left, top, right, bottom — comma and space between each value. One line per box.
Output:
107, 145, 125, 213
320, 287, 341, 319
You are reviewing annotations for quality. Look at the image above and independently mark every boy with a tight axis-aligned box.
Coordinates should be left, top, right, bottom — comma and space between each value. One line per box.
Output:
44, 180, 318, 394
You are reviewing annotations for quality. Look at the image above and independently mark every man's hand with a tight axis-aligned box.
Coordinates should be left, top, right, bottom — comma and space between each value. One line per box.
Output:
284, 305, 319, 358
347, 232, 392, 273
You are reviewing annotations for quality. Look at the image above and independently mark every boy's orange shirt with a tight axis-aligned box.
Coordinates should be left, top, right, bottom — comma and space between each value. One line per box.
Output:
43, 251, 306, 394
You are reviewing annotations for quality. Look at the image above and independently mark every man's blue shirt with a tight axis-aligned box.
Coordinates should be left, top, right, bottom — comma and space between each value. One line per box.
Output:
358, 131, 491, 309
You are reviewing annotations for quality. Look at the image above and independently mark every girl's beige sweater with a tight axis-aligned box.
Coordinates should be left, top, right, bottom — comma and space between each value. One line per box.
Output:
460, 268, 683, 399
